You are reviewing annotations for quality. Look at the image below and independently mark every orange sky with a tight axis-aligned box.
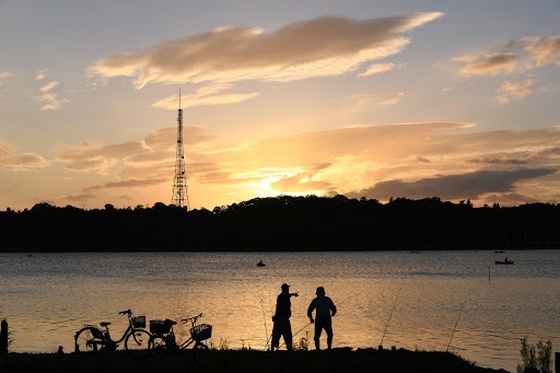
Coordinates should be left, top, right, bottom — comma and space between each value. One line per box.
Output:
1, 1, 560, 210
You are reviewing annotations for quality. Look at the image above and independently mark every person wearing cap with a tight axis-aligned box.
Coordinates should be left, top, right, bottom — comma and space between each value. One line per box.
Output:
307, 286, 337, 350
271, 283, 298, 350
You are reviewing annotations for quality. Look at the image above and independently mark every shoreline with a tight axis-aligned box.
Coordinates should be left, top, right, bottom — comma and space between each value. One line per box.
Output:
0, 347, 511, 373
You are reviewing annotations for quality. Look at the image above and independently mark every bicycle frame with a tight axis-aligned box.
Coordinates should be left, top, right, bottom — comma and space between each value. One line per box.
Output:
102, 319, 133, 346
75, 309, 149, 352
177, 313, 208, 350
150, 313, 210, 352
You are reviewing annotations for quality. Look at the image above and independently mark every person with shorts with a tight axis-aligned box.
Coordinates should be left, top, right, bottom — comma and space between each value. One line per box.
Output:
307, 286, 337, 350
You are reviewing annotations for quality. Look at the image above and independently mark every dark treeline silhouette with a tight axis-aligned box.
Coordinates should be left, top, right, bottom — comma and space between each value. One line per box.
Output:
1, 195, 560, 251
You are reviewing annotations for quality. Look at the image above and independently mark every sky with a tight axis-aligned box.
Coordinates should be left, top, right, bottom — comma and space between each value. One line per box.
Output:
1, 1, 560, 211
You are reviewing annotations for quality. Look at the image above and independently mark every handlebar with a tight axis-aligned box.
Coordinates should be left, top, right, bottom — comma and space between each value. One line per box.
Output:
118, 309, 132, 316
181, 312, 203, 324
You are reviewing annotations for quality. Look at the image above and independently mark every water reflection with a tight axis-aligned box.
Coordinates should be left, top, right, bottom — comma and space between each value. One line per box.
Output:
0, 250, 558, 373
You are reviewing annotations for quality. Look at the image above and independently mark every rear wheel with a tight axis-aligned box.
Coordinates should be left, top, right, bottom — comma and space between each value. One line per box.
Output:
74, 326, 105, 353
148, 336, 168, 358
125, 329, 152, 351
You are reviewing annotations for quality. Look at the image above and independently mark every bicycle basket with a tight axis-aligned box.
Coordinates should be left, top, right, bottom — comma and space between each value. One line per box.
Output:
150, 319, 172, 335
131, 315, 146, 328
190, 324, 212, 341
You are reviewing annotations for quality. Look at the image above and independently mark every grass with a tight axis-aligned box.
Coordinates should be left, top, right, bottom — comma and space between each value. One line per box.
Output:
0, 347, 510, 373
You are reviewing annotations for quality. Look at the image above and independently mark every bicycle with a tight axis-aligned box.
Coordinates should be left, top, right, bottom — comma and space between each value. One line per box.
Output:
148, 312, 212, 362
74, 309, 152, 353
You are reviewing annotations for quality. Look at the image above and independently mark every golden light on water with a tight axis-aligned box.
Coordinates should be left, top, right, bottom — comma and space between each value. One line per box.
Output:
2, 251, 559, 373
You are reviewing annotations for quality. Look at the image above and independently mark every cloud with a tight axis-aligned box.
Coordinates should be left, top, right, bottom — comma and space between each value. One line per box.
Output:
85, 178, 167, 191
460, 52, 518, 76
347, 168, 555, 201
494, 79, 533, 104
65, 176, 169, 206
0, 71, 15, 79
271, 171, 335, 194
186, 122, 560, 206
53, 121, 560, 208
451, 35, 560, 104
0, 142, 14, 159
58, 141, 148, 162
0, 71, 15, 86
57, 140, 152, 173
0, 142, 49, 171
152, 84, 260, 109
35, 69, 48, 80
0, 152, 49, 171
56, 125, 216, 176
358, 62, 396, 77
378, 91, 405, 105
456, 35, 560, 76
524, 35, 560, 67
34, 79, 69, 111
90, 13, 443, 89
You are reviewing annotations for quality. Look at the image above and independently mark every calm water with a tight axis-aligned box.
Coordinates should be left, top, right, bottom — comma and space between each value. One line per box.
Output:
1, 250, 559, 372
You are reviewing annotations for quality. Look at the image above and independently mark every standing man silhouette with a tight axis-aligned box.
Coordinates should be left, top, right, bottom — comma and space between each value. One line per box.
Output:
271, 283, 298, 350
307, 286, 337, 350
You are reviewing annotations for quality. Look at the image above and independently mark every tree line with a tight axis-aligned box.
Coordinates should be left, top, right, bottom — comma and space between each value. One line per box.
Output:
1, 195, 559, 251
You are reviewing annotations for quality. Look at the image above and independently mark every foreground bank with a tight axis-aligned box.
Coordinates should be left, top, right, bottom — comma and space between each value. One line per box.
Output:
0, 348, 510, 373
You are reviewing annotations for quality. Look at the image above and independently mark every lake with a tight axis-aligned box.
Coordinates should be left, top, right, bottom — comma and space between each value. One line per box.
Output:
1, 250, 558, 372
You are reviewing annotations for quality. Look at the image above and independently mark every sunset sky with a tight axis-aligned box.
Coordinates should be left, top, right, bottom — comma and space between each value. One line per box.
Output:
1, 1, 560, 211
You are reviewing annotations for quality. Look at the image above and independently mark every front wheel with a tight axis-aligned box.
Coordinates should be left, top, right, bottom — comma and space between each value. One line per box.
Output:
74, 326, 105, 353
193, 342, 210, 367
125, 329, 152, 351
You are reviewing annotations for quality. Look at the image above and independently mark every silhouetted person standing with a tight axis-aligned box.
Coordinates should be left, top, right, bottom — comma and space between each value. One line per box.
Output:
307, 286, 337, 350
271, 283, 298, 350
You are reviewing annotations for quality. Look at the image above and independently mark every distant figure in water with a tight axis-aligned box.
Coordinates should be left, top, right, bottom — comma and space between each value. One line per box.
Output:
271, 283, 298, 350
257, 260, 266, 267
307, 286, 337, 350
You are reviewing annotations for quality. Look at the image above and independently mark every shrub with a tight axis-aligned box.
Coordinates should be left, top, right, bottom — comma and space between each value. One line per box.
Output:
516, 337, 552, 373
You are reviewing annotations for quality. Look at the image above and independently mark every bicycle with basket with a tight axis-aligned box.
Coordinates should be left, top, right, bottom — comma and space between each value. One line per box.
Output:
148, 312, 212, 360
74, 309, 152, 353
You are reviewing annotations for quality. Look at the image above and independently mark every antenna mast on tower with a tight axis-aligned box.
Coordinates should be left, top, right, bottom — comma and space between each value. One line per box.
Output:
171, 90, 190, 209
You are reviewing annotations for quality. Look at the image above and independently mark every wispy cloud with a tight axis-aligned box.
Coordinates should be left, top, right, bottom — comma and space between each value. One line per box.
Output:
452, 34, 560, 104
456, 36, 560, 76
90, 13, 443, 89
460, 52, 518, 76
34, 75, 69, 111
0, 153, 49, 171
494, 79, 533, 104
524, 35, 560, 67
0, 142, 49, 171
152, 83, 260, 109
358, 62, 396, 77
56, 125, 217, 177
57, 141, 151, 173
0, 71, 15, 85
35, 69, 48, 81
378, 91, 405, 105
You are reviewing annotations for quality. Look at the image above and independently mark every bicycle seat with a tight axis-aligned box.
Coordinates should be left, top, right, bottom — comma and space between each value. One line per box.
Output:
165, 319, 177, 325
100, 322, 111, 327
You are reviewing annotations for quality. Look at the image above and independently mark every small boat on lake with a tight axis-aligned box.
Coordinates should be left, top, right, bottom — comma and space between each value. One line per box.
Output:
495, 258, 514, 265
257, 260, 266, 267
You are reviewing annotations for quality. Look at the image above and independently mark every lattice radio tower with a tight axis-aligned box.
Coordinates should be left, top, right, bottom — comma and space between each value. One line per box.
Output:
171, 90, 190, 209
